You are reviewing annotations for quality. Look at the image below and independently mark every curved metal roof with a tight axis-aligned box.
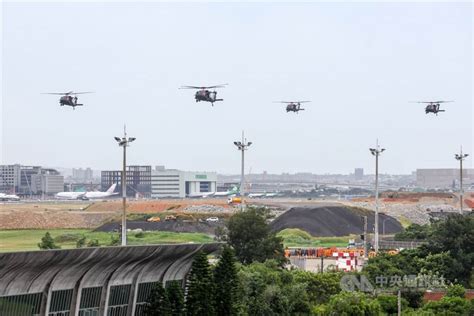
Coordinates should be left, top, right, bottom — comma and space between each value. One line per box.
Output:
0, 243, 221, 296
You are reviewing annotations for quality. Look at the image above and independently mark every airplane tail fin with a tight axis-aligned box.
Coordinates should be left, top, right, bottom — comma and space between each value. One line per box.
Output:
107, 183, 117, 193
230, 185, 240, 194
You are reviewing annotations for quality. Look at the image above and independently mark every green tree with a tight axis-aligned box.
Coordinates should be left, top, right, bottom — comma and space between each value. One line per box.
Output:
445, 284, 466, 298
422, 296, 471, 316
292, 271, 342, 305
76, 235, 87, 248
376, 294, 408, 315
400, 290, 424, 309
87, 239, 100, 247
144, 283, 171, 316
236, 260, 312, 315
227, 207, 285, 264
109, 234, 120, 246
213, 246, 238, 315
213, 226, 227, 242
323, 291, 382, 316
166, 281, 185, 316
420, 214, 474, 286
364, 214, 474, 289
394, 223, 431, 240
185, 251, 215, 316
38, 232, 60, 249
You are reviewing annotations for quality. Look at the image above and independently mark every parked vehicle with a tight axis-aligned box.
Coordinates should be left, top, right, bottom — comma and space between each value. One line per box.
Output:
227, 197, 242, 204
147, 216, 161, 222
206, 217, 219, 222
165, 215, 177, 221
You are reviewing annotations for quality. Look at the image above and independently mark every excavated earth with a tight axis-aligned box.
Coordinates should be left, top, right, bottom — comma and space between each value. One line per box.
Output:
270, 205, 403, 237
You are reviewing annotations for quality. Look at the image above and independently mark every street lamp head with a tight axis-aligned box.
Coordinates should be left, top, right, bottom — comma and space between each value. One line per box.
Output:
114, 137, 121, 142
247, 142, 253, 147
234, 141, 241, 147
128, 137, 136, 142
381, 148, 386, 153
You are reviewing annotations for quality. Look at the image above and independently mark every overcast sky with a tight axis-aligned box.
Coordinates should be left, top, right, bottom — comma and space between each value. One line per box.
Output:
1, 2, 472, 174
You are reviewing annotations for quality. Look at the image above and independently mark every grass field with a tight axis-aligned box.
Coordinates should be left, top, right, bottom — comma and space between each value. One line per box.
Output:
0, 229, 214, 252
277, 228, 352, 248
1, 227, 352, 252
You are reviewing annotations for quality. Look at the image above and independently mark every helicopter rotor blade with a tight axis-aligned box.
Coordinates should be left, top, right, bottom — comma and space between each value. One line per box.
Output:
205, 84, 228, 89
411, 100, 454, 104
180, 84, 228, 90
273, 101, 311, 104
179, 86, 204, 89
72, 91, 95, 95
41, 91, 94, 95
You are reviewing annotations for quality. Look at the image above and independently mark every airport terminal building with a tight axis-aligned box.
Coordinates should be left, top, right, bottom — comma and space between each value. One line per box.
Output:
101, 166, 217, 198
151, 166, 217, 198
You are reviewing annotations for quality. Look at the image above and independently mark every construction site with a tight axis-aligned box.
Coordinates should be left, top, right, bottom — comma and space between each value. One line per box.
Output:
1, 190, 472, 252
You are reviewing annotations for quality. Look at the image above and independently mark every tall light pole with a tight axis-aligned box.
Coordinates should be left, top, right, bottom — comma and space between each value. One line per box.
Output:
455, 147, 469, 214
114, 126, 136, 246
234, 131, 252, 210
370, 141, 385, 253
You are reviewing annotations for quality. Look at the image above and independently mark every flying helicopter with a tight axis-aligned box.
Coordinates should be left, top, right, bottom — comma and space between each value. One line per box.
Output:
42, 91, 94, 110
180, 84, 228, 106
414, 100, 453, 115
274, 101, 310, 113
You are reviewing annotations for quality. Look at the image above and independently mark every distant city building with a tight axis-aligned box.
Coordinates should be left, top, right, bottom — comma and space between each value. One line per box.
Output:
354, 168, 364, 180
72, 167, 94, 182
30, 169, 64, 194
101, 165, 152, 198
0, 164, 64, 195
151, 166, 217, 198
0, 165, 21, 193
416, 169, 474, 189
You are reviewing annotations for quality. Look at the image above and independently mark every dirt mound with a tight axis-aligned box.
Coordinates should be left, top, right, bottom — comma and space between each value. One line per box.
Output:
95, 219, 222, 234
380, 192, 455, 199
0, 210, 114, 229
270, 206, 402, 237
86, 199, 231, 213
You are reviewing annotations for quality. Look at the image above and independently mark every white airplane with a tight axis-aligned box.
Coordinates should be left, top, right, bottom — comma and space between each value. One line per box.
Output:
248, 193, 265, 198
187, 185, 240, 198
0, 193, 20, 201
248, 192, 279, 198
56, 184, 118, 200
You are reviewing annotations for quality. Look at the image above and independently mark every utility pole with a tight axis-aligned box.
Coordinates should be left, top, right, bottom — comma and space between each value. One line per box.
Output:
397, 290, 401, 316
455, 147, 469, 214
114, 126, 136, 246
363, 215, 368, 260
370, 140, 385, 253
234, 131, 252, 210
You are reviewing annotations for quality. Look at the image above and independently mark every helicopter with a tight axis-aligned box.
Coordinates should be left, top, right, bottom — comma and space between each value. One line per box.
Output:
42, 91, 94, 110
180, 84, 228, 106
414, 100, 453, 115
274, 101, 310, 113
